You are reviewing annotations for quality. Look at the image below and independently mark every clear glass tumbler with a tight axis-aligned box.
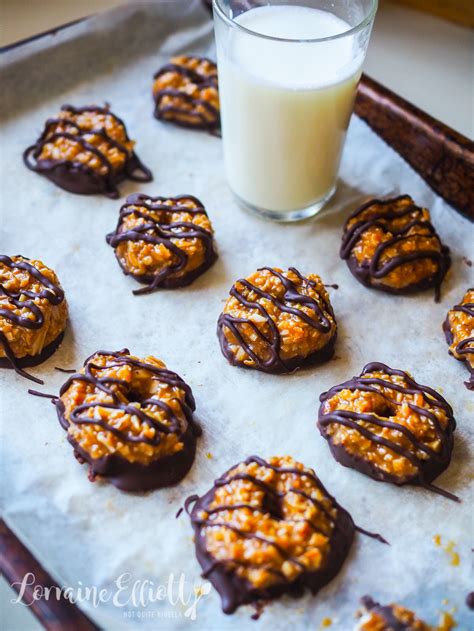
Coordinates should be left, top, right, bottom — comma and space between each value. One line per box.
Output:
213, 0, 377, 222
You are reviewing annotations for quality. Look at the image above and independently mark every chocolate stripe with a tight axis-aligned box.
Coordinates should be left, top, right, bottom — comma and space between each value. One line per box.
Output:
58, 349, 198, 446
194, 459, 337, 575
340, 196, 449, 301
23, 104, 152, 198
153, 57, 219, 131
217, 268, 335, 372
318, 362, 457, 499
0, 256, 65, 382
106, 194, 216, 294
444, 290, 474, 390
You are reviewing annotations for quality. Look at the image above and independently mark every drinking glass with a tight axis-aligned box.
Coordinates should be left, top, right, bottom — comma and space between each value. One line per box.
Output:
213, 0, 378, 222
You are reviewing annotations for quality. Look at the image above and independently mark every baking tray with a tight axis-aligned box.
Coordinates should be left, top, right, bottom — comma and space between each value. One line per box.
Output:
0, 2, 473, 630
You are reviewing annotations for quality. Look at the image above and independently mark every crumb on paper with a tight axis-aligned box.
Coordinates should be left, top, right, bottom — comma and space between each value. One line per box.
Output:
320, 617, 332, 628
433, 536, 460, 566
436, 610, 457, 631
444, 541, 460, 566
105, 500, 118, 514
206, 452, 213, 459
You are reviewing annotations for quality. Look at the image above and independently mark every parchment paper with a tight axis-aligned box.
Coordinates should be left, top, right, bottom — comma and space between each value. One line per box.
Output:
0, 2, 472, 629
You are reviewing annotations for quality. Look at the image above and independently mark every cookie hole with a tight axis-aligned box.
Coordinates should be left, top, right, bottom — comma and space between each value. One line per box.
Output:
376, 405, 394, 419
262, 493, 283, 520
127, 389, 144, 404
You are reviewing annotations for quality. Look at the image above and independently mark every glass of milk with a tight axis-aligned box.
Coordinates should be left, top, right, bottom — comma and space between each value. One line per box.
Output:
213, 0, 377, 222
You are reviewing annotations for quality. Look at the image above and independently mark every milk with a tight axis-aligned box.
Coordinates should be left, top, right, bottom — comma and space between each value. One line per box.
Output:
216, 5, 363, 216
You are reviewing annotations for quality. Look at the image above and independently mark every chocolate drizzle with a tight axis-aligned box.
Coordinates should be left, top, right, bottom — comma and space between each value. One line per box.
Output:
23, 104, 152, 198
340, 195, 450, 301
0, 255, 65, 383
318, 362, 458, 501
360, 596, 417, 631
56, 349, 201, 491
354, 525, 389, 545
217, 267, 336, 374
443, 289, 474, 390
153, 58, 220, 131
466, 592, 474, 610
106, 193, 217, 294
57, 348, 199, 441
188, 455, 355, 614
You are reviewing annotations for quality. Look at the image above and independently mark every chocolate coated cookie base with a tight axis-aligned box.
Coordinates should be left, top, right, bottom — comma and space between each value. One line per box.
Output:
117, 250, 218, 295
319, 426, 454, 489
23, 150, 152, 199
0, 330, 65, 370
346, 251, 450, 301
57, 403, 200, 493
217, 328, 336, 375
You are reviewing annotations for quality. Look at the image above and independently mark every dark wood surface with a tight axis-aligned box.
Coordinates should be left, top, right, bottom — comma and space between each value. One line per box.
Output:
0, 520, 99, 631
356, 74, 474, 221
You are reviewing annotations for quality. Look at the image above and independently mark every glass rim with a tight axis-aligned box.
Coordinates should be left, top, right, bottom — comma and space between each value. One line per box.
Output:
212, 0, 378, 43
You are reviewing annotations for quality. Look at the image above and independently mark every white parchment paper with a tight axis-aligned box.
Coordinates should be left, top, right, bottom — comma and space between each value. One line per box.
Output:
0, 2, 472, 629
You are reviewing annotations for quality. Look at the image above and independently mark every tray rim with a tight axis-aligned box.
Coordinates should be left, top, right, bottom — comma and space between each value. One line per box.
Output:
0, 16, 92, 54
